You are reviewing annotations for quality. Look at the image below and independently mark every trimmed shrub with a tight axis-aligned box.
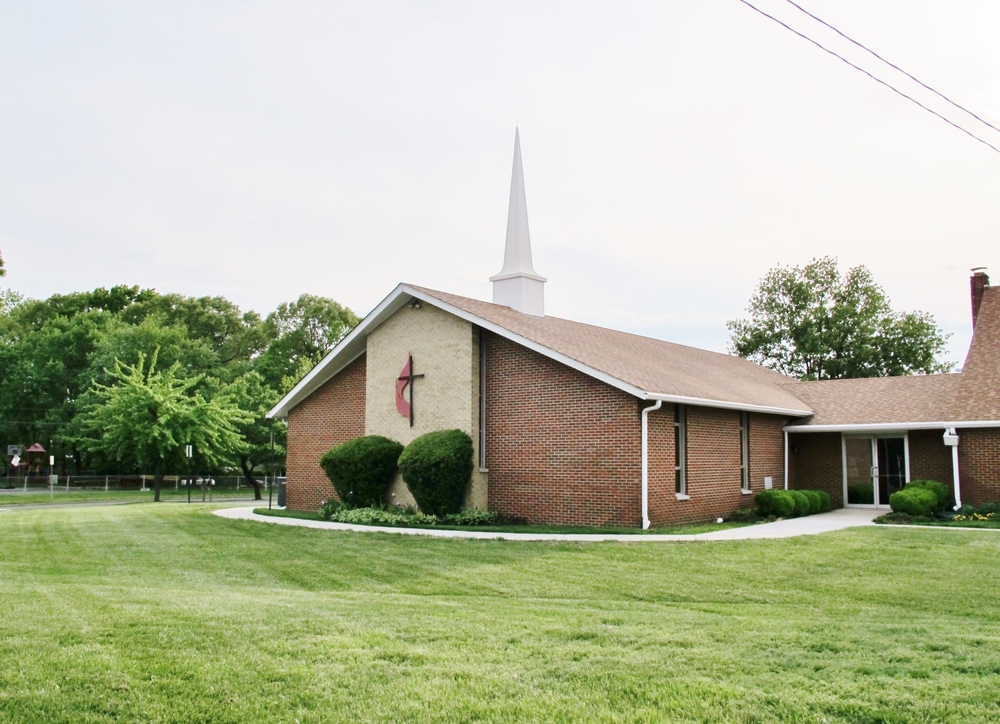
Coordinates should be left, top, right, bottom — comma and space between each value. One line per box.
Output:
815, 490, 832, 512
789, 490, 811, 517
398, 429, 475, 516
756, 489, 795, 517
889, 487, 937, 517
847, 483, 875, 505
442, 510, 499, 526
801, 490, 823, 515
905, 480, 949, 512
319, 435, 404, 509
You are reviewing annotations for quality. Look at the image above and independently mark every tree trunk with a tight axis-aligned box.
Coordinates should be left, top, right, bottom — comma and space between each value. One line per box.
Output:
153, 459, 163, 502
239, 456, 263, 500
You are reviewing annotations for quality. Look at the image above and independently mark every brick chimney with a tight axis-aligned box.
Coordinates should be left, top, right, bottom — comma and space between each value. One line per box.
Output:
971, 267, 990, 329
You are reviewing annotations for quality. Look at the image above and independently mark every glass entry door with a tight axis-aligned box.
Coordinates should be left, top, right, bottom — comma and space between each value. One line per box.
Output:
843, 435, 908, 507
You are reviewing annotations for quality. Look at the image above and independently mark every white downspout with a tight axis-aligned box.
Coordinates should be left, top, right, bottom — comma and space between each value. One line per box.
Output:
783, 429, 789, 490
641, 400, 663, 530
944, 427, 962, 509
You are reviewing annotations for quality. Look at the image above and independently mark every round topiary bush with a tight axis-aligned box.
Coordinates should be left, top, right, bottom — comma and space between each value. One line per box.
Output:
319, 435, 404, 509
815, 490, 832, 512
398, 429, 474, 516
905, 480, 949, 512
789, 490, 811, 517
755, 489, 795, 517
889, 487, 938, 517
801, 490, 823, 515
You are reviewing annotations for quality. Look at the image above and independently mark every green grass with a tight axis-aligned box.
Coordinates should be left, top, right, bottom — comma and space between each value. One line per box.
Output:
1, 504, 999, 722
0, 488, 260, 507
253, 507, 748, 535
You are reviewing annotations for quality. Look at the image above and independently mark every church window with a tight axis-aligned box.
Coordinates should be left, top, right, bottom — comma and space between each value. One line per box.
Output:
740, 411, 750, 491
674, 404, 687, 495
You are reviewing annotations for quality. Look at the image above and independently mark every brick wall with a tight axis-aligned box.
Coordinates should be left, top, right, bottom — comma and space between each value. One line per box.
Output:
285, 353, 367, 512
959, 428, 1000, 505
749, 412, 787, 496
908, 429, 953, 486
788, 432, 843, 507
647, 408, 786, 525
484, 332, 643, 527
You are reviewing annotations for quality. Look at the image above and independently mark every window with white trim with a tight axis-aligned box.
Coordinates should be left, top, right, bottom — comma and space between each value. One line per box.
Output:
674, 404, 687, 495
740, 411, 750, 491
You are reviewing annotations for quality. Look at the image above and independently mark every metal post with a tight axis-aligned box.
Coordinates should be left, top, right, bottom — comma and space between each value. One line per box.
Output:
186, 445, 193, 504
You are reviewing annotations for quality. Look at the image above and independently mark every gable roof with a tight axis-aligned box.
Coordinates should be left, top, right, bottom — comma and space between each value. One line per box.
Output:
268, 283, 814, 419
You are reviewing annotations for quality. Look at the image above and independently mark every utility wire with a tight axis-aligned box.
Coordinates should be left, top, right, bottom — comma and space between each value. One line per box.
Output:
738, 0, 1000, 156
783, 0, 1000, 136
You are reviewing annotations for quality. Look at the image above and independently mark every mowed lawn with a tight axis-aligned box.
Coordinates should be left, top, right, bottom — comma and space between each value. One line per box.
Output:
0, 506, 998, 723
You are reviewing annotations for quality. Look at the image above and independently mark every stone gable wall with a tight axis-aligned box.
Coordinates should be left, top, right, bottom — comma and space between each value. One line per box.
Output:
365, 304, 487, 510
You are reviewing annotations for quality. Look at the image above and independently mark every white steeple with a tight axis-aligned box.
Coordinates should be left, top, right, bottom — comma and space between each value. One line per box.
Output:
490, 127, 546, 316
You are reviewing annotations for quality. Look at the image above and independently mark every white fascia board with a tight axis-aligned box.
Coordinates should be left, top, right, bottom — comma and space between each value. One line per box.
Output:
645, 393, 812, 417
267, 284, 412, 419
784, 420, 1000, 433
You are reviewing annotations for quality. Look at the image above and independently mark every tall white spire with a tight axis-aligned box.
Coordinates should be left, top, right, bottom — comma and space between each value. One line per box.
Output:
490, 127, 546, 316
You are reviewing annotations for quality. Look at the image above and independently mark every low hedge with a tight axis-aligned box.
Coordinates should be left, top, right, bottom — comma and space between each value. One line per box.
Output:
756, 490, 795, 517
889, 487, 938, 517
319, 435, 404, 508
319, 502, 499, 527
398, 429, 474, 516
904, 480, 949, 511
756, 488, 833, 518
801, 490, 823, 515
789, 490, 811, 517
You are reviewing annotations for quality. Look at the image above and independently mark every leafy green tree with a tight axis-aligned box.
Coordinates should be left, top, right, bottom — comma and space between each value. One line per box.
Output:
227, 371, 284, 500
728, 257, 953, 380
256, 294, 360, 393
77, 351, 249, 501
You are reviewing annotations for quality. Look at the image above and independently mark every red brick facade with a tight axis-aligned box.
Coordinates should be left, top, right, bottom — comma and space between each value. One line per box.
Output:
788, 432, 843, 507
959, 428, 1000, 506
908, 430, 954, 486
484, 333, 643, 527
483, 332, 789, 527
788, 429, 999, 508
285, 354, 367, 512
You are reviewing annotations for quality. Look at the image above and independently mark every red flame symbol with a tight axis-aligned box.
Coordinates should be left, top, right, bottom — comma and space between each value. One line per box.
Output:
396, 357, 411, 418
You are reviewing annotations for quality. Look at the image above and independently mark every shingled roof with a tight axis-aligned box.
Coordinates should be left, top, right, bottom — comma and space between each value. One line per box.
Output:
270, 281, 1000, 427
412, 286, 813, 414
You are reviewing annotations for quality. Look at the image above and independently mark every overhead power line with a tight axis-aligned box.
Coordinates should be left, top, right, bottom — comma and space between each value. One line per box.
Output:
782, 0, 1000, 137
738, 0, 1000, 156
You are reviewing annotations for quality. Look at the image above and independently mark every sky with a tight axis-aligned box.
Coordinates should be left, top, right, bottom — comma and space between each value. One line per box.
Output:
2, 0, 999, 367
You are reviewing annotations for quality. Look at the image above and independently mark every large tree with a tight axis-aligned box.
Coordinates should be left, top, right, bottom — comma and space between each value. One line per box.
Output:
77, 351, 249, 501
728, 257, 953, 380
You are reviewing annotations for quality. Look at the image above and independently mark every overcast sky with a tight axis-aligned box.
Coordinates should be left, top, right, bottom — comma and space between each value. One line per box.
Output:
2, 0, 998, 366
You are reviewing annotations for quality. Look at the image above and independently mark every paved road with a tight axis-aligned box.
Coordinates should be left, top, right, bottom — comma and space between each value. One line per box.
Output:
214, 506, 882, 541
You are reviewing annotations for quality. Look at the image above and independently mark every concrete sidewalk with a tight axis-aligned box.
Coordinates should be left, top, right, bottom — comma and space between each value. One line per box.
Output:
214, 506, 881, 542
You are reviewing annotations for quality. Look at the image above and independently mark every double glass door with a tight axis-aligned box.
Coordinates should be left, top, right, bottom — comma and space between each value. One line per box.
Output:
844, 436, 907, 507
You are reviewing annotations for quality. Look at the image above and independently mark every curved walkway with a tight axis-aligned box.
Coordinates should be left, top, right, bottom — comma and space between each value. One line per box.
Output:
213, 506, 881, 541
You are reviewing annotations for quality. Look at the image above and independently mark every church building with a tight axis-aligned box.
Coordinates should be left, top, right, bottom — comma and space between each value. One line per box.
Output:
269, 131, 1000, 528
